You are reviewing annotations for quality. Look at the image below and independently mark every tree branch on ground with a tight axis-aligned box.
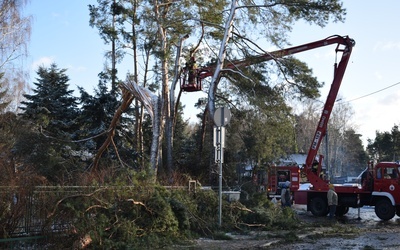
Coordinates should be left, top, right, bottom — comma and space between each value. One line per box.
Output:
46, 188, 107, 219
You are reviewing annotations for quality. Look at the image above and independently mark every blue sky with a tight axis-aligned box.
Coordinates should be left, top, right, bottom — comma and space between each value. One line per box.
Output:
25, 1, 105, 93
25, 1, 400, 147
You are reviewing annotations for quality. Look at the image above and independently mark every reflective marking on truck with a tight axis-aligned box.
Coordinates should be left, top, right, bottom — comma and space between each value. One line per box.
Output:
319, 115, 326, 128
311, 131, 322, 150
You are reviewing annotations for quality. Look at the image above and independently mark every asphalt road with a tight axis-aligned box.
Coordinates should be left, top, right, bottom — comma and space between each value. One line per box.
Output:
194, 205, 400, 250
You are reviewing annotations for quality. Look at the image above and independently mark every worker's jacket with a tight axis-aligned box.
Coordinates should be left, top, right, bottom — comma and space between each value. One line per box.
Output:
281, 188, 291, 206
327, 189, 338, 206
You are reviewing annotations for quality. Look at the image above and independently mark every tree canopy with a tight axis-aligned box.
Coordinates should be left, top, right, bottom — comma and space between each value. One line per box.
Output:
368, 125, 400, 162
0, 0, 371, 186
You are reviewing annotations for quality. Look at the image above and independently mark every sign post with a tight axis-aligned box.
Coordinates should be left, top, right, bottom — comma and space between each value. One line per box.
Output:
213, 107, 231, 227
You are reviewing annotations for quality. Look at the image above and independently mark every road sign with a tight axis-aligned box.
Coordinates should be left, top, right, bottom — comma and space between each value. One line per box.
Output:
214, 127, 225, 163
213, 126, 225, 148
214, 107, 231, 127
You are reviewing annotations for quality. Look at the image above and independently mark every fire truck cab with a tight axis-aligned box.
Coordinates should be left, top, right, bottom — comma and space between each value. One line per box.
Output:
361, 161, 400, 220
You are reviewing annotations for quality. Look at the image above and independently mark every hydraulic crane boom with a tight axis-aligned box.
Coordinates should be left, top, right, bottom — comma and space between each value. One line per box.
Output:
181, 35, 355, 93
303, 36, 355, 190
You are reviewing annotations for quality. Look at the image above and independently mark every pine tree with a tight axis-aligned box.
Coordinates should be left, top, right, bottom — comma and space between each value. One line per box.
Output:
368, 125, 400, 162
88, 0, 348, 183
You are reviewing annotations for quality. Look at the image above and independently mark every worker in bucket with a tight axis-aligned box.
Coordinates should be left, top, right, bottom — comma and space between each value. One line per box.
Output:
327, 184, 338, 219
281, 181, 291, 208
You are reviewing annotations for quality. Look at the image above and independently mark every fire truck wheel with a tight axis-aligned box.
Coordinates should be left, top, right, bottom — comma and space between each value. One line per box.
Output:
395, 206, 400, 217
309, 197, 328, 216
335, 206, 349, 216
375, 199, 395, 221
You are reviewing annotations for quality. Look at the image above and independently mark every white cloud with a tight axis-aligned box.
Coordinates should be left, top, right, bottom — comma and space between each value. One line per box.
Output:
31, 56, 55, 71
352, 91, 400, 146
373, 41, 400, 52
382, 41, 400, 51
66, 64, 87, 73
377, 91, 400, 106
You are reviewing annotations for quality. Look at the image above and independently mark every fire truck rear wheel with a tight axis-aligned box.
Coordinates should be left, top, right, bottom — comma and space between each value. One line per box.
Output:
396, 206, 400, 217
375, 199, 395, 221
335, 206, 349, 216
309, 196, 328, 217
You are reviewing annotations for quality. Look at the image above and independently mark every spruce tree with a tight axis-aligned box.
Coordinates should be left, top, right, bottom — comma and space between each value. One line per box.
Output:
77, 78, 120, 159
20, 63, 78, 139
16, 63, 80, 183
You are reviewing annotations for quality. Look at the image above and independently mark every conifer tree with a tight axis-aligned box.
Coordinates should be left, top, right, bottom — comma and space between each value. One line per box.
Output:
77, 78, 119, 148
368, 125, 400, 163
15, 64, 81, 183
88, 0, 348, 183
20, 63, 78, 139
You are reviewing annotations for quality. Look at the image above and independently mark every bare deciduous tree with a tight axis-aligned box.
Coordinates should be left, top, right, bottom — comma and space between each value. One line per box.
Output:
0, 0, 31, 112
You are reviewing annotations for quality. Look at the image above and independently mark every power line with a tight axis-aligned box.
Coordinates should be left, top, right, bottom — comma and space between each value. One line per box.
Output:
342, 81, 400, 103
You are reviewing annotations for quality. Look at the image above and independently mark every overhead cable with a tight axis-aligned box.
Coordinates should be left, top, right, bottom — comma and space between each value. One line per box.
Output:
341, 81, 400, 103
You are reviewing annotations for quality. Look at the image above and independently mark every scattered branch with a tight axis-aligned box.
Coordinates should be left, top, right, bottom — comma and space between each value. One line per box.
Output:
126, 198, 151, 213
47, 188, 107, 219
85, 204, 108, 212
230, 204, 254, 213
237, 222, 266, 227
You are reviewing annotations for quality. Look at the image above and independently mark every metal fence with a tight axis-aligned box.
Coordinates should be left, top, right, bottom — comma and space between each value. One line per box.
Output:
0, 186, 99, 238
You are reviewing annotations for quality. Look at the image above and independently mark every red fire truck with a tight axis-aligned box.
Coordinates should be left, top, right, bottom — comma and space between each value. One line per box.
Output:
185, 35, 400, 221
277, 37, 400, 221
